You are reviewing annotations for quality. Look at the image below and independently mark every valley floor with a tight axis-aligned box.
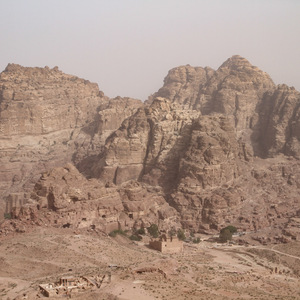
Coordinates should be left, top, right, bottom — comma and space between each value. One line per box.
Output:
0, 227, 300, 300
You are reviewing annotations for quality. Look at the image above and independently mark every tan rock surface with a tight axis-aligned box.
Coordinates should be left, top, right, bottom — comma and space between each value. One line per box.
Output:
0, 64, 142, 218
1, 163, 179, 235
88, 56, 300, 238
1, 56, 300, 243
91, 97, 200, 190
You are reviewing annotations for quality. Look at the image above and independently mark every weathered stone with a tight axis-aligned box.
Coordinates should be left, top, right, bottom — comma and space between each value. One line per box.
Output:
6, 163, 180, 233
2, 56, 300, 242
0, 64, 142, 217
88, 56, 300, 235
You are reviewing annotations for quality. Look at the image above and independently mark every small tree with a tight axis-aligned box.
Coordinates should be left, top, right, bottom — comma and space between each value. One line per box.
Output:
168, 228, 176, 238
219, 228, 232, 243
192, 237, 201, 244
136, 227, 145, 235
109, 229, 126, 237
129, 234, 142, 241
223, 225, 237, 234
147, 224, 159, 238
4, 213, 11, 219
177, 229, 186, 241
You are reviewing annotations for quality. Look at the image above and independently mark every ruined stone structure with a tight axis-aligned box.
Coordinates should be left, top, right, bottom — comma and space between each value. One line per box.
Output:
39, 274, 109, 297
149, 234, 184, 253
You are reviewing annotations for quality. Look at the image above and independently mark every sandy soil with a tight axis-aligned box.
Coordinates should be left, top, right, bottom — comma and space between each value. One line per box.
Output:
0, 227, 300, 300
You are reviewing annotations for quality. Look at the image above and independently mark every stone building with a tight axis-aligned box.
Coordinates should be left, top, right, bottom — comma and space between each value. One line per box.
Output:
39, 274, 109, 297
149, 234, 183, 253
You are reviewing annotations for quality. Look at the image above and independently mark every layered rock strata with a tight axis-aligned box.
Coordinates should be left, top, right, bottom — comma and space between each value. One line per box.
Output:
2, 56, 300, 241
154, 55, 300, 158
90, 97, 200, 191
8, 164, 180, 234
89, 56, 300, 235
0, 64, 142, 218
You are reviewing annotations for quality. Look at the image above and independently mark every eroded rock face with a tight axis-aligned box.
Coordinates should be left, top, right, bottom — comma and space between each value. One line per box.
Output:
90, 97, 200, 191
73, 96, 143, 175
254, 84, 300, 158
0, 64, 99, 215
88, 56, 300, 236
154, 55, 300, 158
0, 64, 142, 217
2, 56, 300, 242
9, 164, 180, 233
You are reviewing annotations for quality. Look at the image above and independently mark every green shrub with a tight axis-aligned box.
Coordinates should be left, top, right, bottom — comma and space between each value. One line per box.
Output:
129, 234, 142, 241
136, 228, 145, 235
219, 228, 232, 243
168, 228, 176, 237
177, 229, 186, 241
4, 213, 11, 220
109, 229, 126, 237
192, 237, 201, 244
147, 224, 159, 238
222, 225, 237, 234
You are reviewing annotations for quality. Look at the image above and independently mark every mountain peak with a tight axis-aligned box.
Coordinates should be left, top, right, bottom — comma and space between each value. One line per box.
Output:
219, 55, 253, 70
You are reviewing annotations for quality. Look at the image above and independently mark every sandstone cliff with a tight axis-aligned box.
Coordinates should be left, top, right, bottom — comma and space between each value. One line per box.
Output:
90, 97, 200, 190
2, 56, 300, 243
7, 163, 179, 234
154, 55, 300, 158
88, 56, 300, 237
0, 64, 141, 218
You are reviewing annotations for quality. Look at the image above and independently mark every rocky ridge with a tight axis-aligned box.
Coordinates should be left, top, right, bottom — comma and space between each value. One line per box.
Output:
6, 163, 178, 235
1, 56, 300, 242
87, 55, 300, 237
154, 55, 300, 158
0, 64, 142, 218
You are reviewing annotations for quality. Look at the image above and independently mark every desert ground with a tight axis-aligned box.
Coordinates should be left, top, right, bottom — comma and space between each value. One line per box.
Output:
0, 227, 300, 300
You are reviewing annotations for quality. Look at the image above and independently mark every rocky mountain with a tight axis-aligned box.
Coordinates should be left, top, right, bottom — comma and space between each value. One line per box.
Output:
87, 55, 300, 236
153, 55, 300, 158
1, 56, 300, 242
7, 163, 178, 234
0, 64, 142, 218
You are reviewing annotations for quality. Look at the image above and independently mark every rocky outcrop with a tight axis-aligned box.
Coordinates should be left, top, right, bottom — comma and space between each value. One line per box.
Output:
72, 96, 143, 175
88, 56, 300, 235
253, 84, 300, 158
0, 64, 100, 216
154, 55, 300, 158
90, 97, 200, 191
8, 164, 180, 233
2, 56, 300, 242
0, 64, 142, 218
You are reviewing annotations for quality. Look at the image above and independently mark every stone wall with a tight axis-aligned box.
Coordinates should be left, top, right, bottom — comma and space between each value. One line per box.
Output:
149, 237, 183, 253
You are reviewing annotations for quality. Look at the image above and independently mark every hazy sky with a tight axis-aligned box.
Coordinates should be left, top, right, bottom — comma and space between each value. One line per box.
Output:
0, 0, 299, 100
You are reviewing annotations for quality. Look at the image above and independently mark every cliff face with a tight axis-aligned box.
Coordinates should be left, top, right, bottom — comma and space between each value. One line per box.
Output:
1, 56, 300, 241
254, 84, 300, 158
8, 164, 179, 234
0, 64, 142, 217
72, 96, 143, 175
90, 97, 201, 191
89, 56, 300, 235
154, 55, 300, 158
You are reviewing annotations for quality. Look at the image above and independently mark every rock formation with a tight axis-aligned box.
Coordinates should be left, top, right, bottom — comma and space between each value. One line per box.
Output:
1, 56, 300, 242
7, 163, 179, 234
90, 97, 200, 189
0, 64, 141, 218
87, 55, 300, 236
153, 55, 300, 158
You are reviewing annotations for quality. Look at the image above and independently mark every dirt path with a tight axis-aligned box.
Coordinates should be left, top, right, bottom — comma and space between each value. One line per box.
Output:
103, 279, 155, 300
257, 246, 300, 260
